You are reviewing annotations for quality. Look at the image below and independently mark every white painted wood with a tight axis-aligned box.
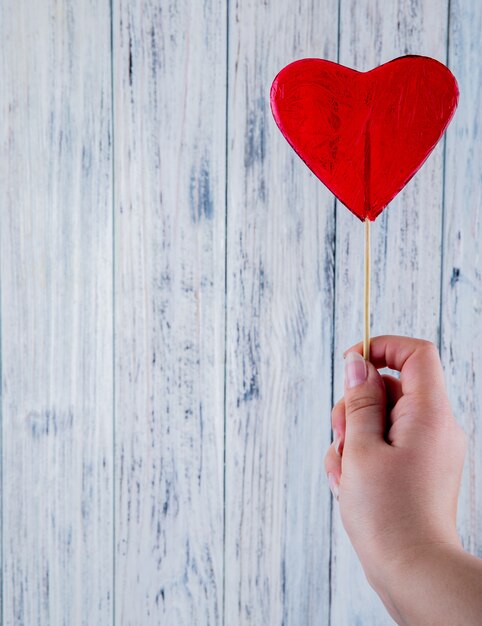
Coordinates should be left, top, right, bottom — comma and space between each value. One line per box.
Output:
0, 1, 113, 624
0, 1, 480, 624
441, 0, 482, 559
225, 2, 338, 624
114, 1, 226, 623
332, 1, 451, 624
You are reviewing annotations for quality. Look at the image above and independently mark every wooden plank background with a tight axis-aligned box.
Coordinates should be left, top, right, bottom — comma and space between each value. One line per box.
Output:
0, 0, 480, 624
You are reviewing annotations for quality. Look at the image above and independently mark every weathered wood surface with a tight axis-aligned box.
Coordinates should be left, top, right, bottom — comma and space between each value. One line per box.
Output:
114, 1, 226, 624
0, 0, 480, 625
442, 0, 482, 559
225, 1, 337, 624
0, 1, 114, 624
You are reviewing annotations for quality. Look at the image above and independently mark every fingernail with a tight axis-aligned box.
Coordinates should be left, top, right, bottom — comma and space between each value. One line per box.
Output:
333, 428, 342, 456
344, 351, 367, 388
327, 473, 339, 501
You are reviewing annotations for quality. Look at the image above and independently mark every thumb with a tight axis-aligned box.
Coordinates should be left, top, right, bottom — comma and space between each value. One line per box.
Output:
344, 351, 387, 447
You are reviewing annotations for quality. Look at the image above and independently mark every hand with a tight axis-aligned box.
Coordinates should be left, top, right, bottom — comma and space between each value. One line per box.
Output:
324, 335, 467, 596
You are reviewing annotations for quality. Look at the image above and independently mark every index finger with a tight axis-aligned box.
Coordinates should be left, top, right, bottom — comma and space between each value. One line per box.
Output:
344, 335, 446, 396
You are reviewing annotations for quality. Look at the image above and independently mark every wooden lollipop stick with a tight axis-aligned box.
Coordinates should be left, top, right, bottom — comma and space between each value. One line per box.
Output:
363, 218, 371, 361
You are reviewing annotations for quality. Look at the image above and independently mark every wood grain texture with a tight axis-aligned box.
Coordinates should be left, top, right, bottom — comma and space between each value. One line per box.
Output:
441, 0, 482, 559
114, 1, 226, 623
0, 1, 481, 624
332, 1, 450, 624
225, 1, 338, 624
0, 1, 113, 624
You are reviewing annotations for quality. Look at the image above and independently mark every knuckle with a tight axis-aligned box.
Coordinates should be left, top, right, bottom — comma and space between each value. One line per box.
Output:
324, 444, 333, 462
331, 397, 345, 416
324, 445, 337, 470
419, 339, 437, 350
331, 399, 346, 429
418, 340, 439, 358
346, 393, 379, 416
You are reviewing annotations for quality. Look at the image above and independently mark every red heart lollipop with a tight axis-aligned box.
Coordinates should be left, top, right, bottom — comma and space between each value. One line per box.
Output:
270, 55, 459, 221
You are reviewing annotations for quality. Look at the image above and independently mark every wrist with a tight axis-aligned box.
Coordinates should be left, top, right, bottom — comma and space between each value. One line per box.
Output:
368, 540, 470, 626
362, 525, 464, 590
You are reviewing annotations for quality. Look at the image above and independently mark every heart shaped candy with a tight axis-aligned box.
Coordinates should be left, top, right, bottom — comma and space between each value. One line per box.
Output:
270, 56, 458, 221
